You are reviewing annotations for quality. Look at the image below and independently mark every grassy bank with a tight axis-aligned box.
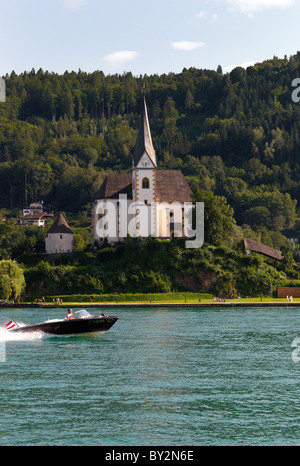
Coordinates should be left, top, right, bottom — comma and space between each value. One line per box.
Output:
22, 293, 300, 306
44, 292, 214, 303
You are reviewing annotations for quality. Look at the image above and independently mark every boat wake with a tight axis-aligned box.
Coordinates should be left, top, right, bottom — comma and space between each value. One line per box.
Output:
0, 326, 44, 342
0, 326, 100, 342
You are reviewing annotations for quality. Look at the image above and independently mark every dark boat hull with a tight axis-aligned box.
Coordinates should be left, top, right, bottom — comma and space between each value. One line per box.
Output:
10, 316, 119, 336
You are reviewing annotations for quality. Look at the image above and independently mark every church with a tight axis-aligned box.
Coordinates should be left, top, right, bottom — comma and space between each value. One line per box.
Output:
91, 96, 193, 245
45, 213, 73, 254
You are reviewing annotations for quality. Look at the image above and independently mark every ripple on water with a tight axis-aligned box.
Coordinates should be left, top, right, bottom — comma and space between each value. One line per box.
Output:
0, 307, 300, 445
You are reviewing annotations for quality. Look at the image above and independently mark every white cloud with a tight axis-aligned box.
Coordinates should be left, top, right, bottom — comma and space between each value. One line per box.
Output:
224, 0, 294, 16
196, 11, 208, 19
171, 41, 205, 51
61, 0, 87, 9
195, 11, 218, 21
102, 51, 140, 66
223, 61, 257, 73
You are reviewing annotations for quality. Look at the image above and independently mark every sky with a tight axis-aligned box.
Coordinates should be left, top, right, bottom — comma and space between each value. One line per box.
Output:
0, 0, 300, 76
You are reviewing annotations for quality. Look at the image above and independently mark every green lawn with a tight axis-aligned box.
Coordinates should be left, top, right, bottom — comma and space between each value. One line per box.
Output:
24, 293, 300, 306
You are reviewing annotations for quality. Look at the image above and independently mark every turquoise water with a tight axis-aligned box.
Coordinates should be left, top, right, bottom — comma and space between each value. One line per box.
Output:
0, 306, 300, 446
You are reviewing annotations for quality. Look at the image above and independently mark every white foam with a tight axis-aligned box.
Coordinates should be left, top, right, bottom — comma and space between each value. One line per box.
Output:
0, 326, 44, 342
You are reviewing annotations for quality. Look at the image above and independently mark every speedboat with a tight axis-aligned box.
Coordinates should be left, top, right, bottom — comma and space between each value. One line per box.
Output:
6, 310, 119, 337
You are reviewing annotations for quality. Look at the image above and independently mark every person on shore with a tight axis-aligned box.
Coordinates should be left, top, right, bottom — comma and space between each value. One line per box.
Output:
66, 309, 75, 320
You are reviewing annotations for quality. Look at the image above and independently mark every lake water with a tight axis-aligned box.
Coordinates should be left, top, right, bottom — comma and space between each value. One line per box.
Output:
0, 306, 300, 446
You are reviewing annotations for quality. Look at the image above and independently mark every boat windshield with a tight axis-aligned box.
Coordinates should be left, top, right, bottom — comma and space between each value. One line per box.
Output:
74, 310, 92, 318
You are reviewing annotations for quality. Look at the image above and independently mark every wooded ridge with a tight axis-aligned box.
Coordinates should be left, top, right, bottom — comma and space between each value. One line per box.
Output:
0, 53, 300, 299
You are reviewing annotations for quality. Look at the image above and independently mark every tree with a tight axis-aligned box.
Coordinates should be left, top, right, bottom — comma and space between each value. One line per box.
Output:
184, 89, 194, 113
0, 218, 14, 258
73, 233, 86, 251
193, 189, 236, 246
0, 260, 25, 301
281, 246, 295, 272
243, 206, 271, 228
163, 96, 178, 128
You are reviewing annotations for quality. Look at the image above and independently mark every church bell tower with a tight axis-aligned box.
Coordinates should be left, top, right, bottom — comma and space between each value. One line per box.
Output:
132, 95, 157, 205
132, 95, 157, 237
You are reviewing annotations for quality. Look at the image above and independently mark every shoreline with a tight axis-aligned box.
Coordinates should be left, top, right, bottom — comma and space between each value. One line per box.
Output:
0, 301, 299, 309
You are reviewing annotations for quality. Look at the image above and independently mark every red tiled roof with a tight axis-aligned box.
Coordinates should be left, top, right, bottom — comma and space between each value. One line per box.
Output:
244, 238, 283, 261
47, 213, 73, 234
155, 171, 192, 203
94, 171, 192, 203
23, 212, 52, 220
94, 174, 132, 200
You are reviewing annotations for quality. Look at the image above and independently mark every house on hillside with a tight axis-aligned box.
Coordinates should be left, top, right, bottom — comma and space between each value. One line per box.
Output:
15, 200, 54, 227
23, 201, 54, 217
45, 213, 73, 254
91, 96, 193, 245
15, 212, 53, 227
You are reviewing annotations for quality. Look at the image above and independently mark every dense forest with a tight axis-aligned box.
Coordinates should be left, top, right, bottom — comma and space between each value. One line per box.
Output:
1, 53, 300, 298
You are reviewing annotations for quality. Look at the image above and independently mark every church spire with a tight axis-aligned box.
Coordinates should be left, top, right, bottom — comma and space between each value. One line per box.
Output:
133, 94, 157, 168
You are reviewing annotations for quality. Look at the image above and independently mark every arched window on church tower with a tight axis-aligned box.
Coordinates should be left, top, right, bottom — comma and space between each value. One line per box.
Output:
142, 177, 150, 189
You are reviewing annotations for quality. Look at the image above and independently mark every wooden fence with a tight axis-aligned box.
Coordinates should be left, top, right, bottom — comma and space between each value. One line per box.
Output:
277, 287, 300, 298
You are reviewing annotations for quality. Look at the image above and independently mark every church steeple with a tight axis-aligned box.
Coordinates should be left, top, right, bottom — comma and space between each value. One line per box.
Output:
133, 95, 157, 168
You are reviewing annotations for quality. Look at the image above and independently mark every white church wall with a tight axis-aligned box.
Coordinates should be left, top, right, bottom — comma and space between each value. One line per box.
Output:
92, 198, 135, 245
134, 168, 156, 205
45, 233, 73, 254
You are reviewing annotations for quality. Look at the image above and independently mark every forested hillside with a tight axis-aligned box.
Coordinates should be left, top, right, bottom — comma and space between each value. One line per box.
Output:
0, 53, 300, 258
